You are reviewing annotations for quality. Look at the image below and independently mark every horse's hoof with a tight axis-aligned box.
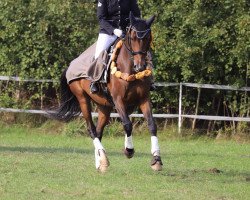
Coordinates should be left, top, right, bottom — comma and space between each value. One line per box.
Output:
98, 159, 110, 173
151, 156, 163, 171
151, 162, 163, 171
98, 150, 110, 173
124, 148, 135, 159
98, 163, 109, 173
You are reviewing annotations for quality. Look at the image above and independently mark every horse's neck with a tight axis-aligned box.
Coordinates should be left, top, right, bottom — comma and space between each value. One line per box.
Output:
116, 45, 133, 74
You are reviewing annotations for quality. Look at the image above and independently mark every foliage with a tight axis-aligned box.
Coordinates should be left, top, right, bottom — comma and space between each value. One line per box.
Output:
0, 0, 249, 131
141, 0, 249, 131
0, 0, 97, 108
62, 118, 87, 137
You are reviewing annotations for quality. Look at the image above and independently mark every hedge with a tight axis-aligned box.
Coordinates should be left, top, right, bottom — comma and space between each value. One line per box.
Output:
0, 0, 249, 131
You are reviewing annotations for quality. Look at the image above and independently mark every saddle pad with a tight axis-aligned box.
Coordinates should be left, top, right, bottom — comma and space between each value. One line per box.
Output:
66, 42, 108, 84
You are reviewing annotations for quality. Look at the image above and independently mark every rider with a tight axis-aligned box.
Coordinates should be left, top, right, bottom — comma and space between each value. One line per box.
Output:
91, 0, 155, 93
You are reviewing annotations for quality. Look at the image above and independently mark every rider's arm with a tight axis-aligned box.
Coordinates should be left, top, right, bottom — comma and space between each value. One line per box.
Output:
97, 0, 115, 35
130, 0, 141, 18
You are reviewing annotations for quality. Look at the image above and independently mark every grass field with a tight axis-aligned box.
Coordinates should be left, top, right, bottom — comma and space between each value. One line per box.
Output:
0, 123, 249, 200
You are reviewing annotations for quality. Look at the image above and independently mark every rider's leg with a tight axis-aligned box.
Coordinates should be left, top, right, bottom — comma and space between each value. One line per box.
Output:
90, 33, 117, 93
95, 33, 117, 59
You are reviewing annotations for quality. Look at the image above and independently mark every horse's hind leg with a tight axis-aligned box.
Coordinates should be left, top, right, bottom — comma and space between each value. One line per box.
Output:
140, 100, 163, 171
96, 105, 112, 141
69, 82, 108, 172
94, 105, 112, 172
79, 97, 108, 172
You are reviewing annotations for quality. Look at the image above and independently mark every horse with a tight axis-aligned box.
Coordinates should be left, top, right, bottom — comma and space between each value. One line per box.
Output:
51, 12, 163, 172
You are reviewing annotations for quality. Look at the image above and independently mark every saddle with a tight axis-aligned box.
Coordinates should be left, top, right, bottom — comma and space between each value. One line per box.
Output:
91, 39, 120, 106
95, 39, 119, 84
66, 40, 117, 85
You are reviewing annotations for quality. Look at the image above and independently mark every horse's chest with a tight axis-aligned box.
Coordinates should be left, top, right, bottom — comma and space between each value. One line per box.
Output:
110, 79, 150, 105
124, 86, 149, 104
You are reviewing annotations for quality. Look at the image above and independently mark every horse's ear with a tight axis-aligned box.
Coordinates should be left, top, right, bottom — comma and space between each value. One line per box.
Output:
129, 11, 137, 25
146, 15, 155, 27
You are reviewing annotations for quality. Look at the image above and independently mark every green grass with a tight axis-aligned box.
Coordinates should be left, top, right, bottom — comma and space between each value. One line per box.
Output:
0, 123, 249, 200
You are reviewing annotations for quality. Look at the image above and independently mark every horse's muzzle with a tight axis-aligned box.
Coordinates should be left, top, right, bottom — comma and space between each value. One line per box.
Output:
134, 64, 146, 72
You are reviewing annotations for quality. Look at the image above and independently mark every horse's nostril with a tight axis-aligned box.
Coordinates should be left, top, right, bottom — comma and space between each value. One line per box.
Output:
135, 64, 141, 72
134, 62, 147, 72
134, 65, 139, 72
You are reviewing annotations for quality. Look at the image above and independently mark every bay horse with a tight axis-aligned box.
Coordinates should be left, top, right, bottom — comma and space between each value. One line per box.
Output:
52, 13, 163, 172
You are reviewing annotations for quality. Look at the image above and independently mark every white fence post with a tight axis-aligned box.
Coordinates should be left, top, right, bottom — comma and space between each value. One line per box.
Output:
178, 83, 183, 134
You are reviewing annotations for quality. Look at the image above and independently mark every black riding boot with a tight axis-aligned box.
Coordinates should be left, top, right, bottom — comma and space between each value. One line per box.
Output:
90, 81, 99, 94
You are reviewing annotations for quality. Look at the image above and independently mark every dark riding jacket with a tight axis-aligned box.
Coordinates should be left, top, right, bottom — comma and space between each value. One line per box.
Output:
97, 0, 141, 35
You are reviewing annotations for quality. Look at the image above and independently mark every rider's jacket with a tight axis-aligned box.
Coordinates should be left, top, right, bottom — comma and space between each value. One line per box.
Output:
97, 0, 141, 35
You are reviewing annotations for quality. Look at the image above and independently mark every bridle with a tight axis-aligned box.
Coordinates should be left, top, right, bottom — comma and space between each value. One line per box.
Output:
109, 27, 153, 82
123, 25, 152, 57
109, 15, 154, 81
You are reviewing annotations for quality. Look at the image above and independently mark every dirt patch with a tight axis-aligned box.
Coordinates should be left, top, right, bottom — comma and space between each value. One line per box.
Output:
208, 168, 222, 174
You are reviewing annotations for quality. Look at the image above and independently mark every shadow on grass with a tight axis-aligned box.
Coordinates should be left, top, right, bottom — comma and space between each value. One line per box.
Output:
0, 145, 151, 157
0, 145, 90, 154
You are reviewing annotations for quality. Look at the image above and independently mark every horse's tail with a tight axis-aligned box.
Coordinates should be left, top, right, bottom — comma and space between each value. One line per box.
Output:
48, 69, 81, 121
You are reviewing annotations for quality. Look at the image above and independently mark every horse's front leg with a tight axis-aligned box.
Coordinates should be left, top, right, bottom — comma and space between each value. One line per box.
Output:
140, 100, 163, 171
114, 98, 135, 159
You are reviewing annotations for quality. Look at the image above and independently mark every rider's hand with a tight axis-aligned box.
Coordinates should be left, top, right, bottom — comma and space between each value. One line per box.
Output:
113, 29, 123, 37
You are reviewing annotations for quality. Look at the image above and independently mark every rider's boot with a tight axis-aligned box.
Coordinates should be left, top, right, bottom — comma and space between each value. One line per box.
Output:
90, 81, 99, 94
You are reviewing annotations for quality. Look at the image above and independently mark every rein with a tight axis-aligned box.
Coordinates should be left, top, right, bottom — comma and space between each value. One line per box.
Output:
110, 40, 152, 82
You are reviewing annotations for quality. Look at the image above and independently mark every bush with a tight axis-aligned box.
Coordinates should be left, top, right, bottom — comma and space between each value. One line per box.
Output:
0, 0, 249, 132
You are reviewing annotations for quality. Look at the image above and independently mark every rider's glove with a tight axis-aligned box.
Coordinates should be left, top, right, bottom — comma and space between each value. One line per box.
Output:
113, 29, 123, 37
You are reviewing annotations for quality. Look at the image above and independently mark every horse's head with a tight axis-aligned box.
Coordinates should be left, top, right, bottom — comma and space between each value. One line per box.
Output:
125, 12, 155, 73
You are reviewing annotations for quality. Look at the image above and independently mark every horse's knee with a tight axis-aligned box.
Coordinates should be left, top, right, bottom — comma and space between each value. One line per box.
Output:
148, 121, 157, 136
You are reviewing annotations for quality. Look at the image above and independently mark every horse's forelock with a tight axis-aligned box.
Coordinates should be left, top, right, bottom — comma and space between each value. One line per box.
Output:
131, 18, 149, 31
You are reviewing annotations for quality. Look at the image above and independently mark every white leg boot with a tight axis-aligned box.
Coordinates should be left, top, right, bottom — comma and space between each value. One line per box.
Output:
93, 138, 109, 172
151, 136, 160, 156
150, 136, 163, 171
125, 135, 134, 149
124, 135, 135, 158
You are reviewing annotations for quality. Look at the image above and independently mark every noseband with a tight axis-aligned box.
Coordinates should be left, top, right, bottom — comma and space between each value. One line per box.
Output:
123, 26, 152, 56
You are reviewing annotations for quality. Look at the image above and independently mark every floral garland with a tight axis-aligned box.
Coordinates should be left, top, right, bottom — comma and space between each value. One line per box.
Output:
110, 40, 152, 82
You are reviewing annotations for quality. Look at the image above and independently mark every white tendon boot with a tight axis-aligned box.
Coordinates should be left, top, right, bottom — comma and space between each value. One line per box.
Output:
93, 138, 109, 172
150, 136, 162, 171
151, 136, 160, 156
125, 135, 134, 149
124, 135, 135, 158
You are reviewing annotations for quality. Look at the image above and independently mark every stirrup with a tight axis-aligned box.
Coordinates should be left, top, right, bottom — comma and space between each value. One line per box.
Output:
90, 82, 99, 94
